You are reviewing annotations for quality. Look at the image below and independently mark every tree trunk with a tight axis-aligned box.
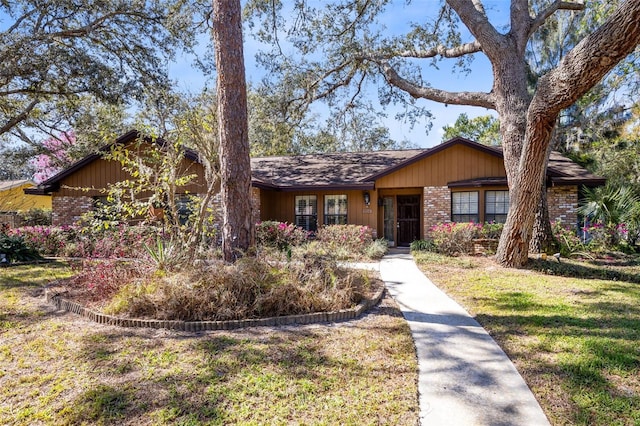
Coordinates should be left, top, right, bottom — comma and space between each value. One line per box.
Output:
529, 180, 557, 254
212, 0, 254, 262
496, 0, 640, 268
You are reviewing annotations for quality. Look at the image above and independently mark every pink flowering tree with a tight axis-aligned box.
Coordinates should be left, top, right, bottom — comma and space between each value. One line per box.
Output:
31, 131, 76, 183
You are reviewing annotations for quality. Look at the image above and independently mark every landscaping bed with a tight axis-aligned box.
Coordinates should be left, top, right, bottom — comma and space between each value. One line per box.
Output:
0, 262, 418, 425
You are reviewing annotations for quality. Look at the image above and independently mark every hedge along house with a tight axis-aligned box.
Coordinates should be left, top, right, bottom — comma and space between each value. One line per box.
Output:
26, 130, 605, 247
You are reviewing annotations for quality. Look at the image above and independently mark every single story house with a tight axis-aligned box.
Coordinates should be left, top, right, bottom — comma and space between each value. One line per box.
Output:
26, 130, 605, 246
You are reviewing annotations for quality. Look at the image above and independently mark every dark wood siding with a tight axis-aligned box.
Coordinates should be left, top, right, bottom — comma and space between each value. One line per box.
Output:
58, 157, 206, 197
376, 144, 505, 188
260, 189, 378, 230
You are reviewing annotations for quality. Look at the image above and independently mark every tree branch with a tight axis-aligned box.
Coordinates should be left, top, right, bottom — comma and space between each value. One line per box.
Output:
530, 0, 640, 118
379, 60, 495, 109
391, 40, 482, 59
446, 0, 503, 58
0, 100, 39, 135
530, 1, 586, 37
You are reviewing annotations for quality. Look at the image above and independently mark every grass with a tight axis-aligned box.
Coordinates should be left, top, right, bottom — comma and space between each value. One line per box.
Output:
0, 262, 418, 425
413, 251, 640, 426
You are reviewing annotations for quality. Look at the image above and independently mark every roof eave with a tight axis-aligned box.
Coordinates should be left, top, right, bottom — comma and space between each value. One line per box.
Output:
255, 182, 375, 192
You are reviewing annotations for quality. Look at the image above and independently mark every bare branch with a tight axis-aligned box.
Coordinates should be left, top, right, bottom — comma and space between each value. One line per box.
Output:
530, 1, 586, 37
391, 40, 482, 59
0, 100, 39, 135
379, 60, 495, 109
446, 0, 503, 58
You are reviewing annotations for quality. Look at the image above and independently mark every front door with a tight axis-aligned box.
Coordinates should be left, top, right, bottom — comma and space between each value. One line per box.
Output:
397, 195, 420, 246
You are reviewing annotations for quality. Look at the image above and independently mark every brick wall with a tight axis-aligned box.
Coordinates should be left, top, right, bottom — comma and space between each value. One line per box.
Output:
423, 186, 450, 236
547, 186, 578, 226
52, 195, 93, 226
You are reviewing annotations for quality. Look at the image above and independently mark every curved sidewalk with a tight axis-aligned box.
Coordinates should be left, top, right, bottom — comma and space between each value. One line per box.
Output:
379, 250, 550, 426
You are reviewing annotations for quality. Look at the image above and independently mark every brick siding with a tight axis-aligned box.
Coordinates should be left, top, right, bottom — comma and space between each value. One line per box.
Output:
423, 186, 450, 236
547, 186, 578, 226
52, 195, 94, 226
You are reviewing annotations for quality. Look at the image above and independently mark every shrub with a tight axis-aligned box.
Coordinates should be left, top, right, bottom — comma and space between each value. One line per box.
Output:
11, 225, 72, 256
410, 239, 437, 252
17, 208, 52, 226
66, 259, 150, 303
552, 221, 587, 257
364, 239, 388, 260
428, 222, 482, 256
315, 225, 375, 259
0, 232, 42, 263
478, 222, 504, 239
256, 221, 308, 250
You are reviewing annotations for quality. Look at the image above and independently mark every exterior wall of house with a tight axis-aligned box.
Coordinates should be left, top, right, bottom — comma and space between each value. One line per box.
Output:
423, 186, 450, 234
52, 195, 93, 226
259, 188, 378, 232
0, 183, 51, 212
56, 157, 207, 197
547, 185, 578, 226
376, 144, 506, 189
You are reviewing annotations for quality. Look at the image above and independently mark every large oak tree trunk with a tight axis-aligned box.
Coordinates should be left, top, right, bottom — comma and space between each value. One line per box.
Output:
496, 0, 640, 267
212, 0, 254, 262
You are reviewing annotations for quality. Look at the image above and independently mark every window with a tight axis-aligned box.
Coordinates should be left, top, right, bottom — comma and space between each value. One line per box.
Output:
295, 195, 317, 232
451, 191, 479, 223
485, 190, 509, 223
324, 194, 348, 225
175, 194, 194, 225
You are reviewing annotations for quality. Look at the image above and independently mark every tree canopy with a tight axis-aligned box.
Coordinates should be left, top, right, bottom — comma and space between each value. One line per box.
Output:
0, 0, 209, 145
441, 113, 500, 145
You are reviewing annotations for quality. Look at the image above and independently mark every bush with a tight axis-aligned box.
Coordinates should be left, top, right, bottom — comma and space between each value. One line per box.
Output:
315, 225, 375, 259
0, 232, 42, 263
256, 221, 309, 251
478, 222, 504, 239
552, 221, 587, 257
12, 225, 73, 256
12, 224, 159, 259
66, 259, 150, 303
364, 239, 388, 259
17, 208, 52, 226
428, 222, 482, 256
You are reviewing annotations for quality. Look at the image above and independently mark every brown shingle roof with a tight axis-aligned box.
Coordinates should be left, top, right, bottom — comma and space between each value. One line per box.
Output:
250, 149, 423, 190
251, 137, 605, 190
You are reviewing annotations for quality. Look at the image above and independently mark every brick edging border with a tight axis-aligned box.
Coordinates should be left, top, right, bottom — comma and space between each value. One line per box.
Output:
44, 285, 386, 331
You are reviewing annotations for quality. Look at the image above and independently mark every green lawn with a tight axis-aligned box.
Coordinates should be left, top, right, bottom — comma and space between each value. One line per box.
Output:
413, 251, 640, 426
0, 262, 418, 425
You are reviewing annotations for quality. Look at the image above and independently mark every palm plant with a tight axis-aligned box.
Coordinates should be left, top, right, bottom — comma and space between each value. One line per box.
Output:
578, 185, 640, 226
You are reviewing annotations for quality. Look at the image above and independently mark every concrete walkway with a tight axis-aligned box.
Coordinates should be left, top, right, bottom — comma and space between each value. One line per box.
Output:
379, 250, 550, 426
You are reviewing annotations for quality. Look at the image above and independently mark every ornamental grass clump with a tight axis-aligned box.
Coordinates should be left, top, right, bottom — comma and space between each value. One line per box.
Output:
102, 255, 375, 321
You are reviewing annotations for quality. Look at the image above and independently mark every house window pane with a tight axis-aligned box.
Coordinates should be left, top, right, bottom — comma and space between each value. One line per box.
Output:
485, 190, 509, 223
175, 194, 194, 225
295, 195, 317, 232
324, 194, 347, 225
451, 191, 479, 223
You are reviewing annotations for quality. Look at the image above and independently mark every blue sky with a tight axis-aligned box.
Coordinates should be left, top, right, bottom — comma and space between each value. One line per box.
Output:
169, 1, 512, 148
